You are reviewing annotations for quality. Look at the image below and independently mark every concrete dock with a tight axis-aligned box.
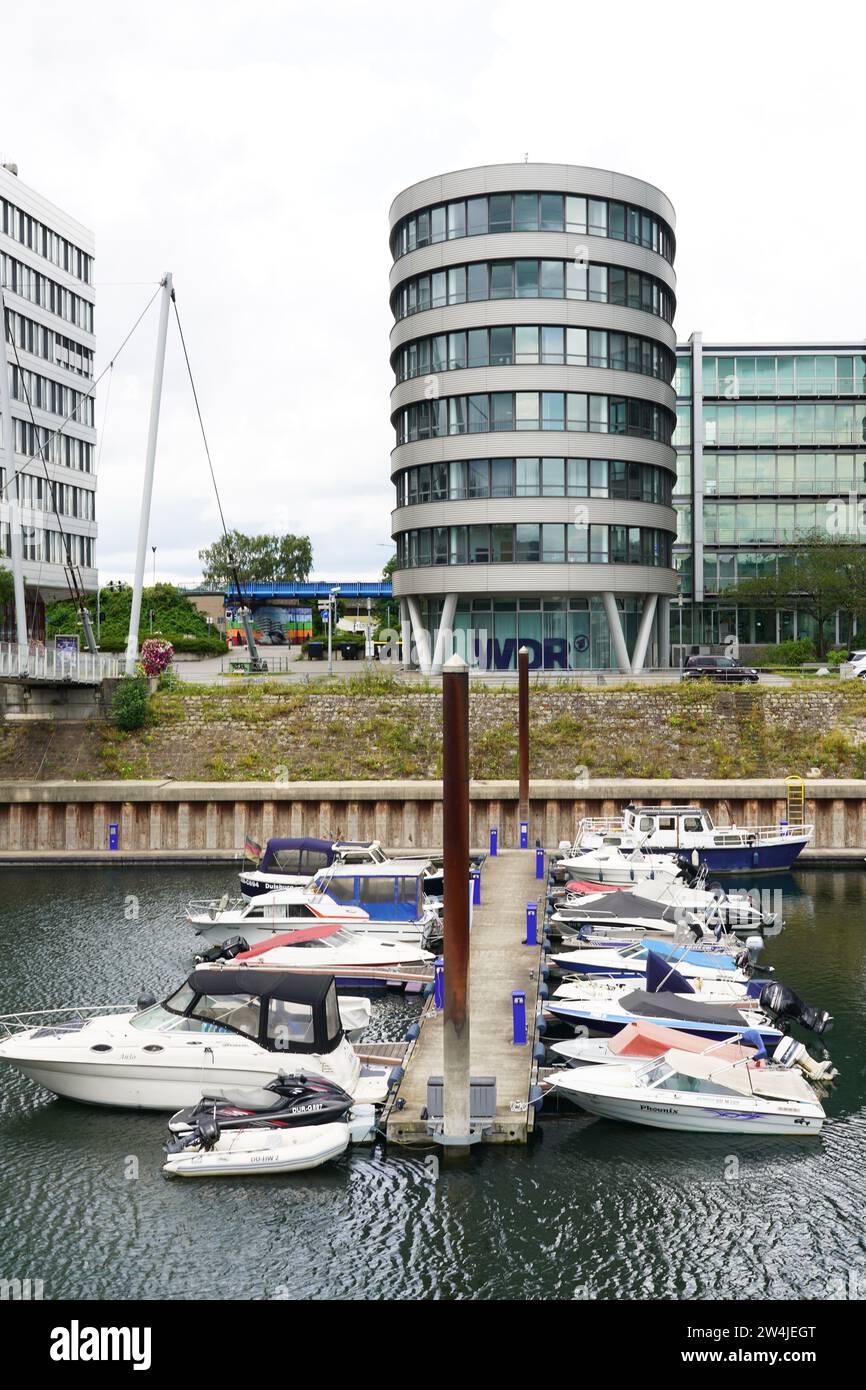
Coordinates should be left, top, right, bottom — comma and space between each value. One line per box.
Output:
385, 849, 544, 1145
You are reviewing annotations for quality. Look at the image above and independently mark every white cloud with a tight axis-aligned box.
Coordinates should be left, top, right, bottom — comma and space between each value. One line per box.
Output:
2, 0, 862, 585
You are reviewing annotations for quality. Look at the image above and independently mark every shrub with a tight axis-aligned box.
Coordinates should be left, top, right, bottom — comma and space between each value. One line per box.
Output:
139, 638, 174, 677
113, 676, 149, 731
761, 638, 816, 666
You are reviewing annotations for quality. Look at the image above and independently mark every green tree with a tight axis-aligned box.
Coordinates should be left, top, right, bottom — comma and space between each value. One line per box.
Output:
0, 563, 14, 607
198, 530, 313, 588
722, 531, 866, 658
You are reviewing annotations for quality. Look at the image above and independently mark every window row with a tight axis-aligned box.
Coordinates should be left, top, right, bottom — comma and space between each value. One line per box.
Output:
396, 391, 674, 445
703, 499, 865, 545
1, 196, 93, 284
700, 354, 866, 400
395, 523, 673, 568
0, 521, 94, 567
0, 251, 94, 333
391, 191, 674, 264
9, 364, 95, 428
0, 468, 95, 520
396, 456, 673, 506
700, 451, 866, 496
699, 548, 842, 594
395, 324, 674, 384
701, 402, 866, 448
7, 418, 94, 474
4, 309, 94, 379
392, 259, 674, 324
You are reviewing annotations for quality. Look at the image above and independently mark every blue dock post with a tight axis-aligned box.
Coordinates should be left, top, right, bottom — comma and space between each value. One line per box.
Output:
520, 821, 528, 849
535, 847, 544, 880
489, 827, 498, 856
109, 823, 119, 851
434, 956, 444, 1010
470, 868, 481, 905
525, 901, 538, 945
512, 990, 527, 1045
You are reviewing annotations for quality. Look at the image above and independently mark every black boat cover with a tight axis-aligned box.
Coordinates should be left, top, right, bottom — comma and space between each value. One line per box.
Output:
188, 967, 334, 1006
619, 989, 754, 1027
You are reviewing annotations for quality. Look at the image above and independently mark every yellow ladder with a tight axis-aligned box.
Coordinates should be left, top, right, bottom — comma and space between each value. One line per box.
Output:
785, 775, 806, 828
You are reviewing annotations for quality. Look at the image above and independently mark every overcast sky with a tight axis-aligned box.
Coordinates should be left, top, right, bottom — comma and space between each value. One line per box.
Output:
2, 0, 863, 584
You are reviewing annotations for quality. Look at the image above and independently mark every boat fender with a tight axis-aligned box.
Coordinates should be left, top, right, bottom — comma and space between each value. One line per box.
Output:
541, 940, 552, 955
388, 1065, 405, 1089
540, 964, 550, 980
752, 850, 760, 867
529, 1085, 544, 1112
136, 993, 157, 1012
538, 983, 549, 1000
535, 1016, 547, 1036
403, 1024, 421, 1042
532, 1043, 546, 1062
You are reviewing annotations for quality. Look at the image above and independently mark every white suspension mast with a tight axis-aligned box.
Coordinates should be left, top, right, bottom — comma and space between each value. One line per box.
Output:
125, 272, 173, 677
0, 288, 30, 658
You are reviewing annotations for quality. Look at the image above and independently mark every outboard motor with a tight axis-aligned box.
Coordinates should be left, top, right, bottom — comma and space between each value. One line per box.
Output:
193, 935, 250, 965
759, 981, 833, 1036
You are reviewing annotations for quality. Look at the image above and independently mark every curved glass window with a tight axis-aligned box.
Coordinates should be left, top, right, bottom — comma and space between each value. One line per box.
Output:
391, 190, 674, 266
395, 524, 673, 569
395, 457, 673, 508
392, 258, 674, 324
395, 324, 675, 385
395, 392, 674, 445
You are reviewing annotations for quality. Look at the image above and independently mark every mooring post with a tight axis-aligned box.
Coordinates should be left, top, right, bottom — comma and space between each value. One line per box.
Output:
525, 901, 538, 945
518, 645, 529, 845
442, 653, 471, 1154
512, 990, 527, 1045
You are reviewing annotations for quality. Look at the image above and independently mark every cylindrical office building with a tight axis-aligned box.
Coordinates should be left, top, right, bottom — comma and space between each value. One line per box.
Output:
388, 163, 678, 673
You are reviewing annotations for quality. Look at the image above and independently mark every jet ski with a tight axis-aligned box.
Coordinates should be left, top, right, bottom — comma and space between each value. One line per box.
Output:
167, 1073, 355, 1136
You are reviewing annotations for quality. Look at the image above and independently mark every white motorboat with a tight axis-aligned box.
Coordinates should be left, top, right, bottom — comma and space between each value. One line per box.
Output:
200, 922, 434, 982
239, 836, 392, 898
547, 1046, 826, 1135
555, 843, 682, 887
552, 974, 751, 1006
551, 876, 775, 941
188, 878, 438, 951
163, 1120, 351, 1178
547, 1020, 838, 1083
0, 968, 391, 1111
550, 938, 753, 985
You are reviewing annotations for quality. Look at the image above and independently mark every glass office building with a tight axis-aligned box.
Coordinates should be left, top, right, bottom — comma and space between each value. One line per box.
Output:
389, 163, 679, 673
673, 335, 866, 652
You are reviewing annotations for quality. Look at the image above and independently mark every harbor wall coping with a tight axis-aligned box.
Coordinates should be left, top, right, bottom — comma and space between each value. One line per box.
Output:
0, 778, 864, 804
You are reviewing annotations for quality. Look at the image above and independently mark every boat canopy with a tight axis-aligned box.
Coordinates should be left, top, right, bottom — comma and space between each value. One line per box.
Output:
663, 1048, 814, 1103
163, 968, 344, 1054
313, 867, 427, 920
259, 838, 336, 875
619, 989, 753, 1027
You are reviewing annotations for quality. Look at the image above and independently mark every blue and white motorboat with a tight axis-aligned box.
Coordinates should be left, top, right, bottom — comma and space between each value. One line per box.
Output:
240, 837, 391, 898
566, 804, 813, 874
549, 937, 755, 984
545, 954, 832, 1048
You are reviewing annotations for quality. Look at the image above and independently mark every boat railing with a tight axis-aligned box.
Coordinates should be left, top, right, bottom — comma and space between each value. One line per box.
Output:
710, 822, 814, 845
0, 1004, 134, 1038
185, 896, 241, 916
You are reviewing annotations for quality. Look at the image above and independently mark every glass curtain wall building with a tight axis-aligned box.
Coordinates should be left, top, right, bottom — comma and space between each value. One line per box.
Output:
389, 164, 679, 673
0, 162, 96, 639
673, 335, 866, 651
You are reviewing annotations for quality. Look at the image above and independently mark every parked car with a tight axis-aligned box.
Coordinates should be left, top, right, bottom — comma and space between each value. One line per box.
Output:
682, 655, 759, 684
849, 650, 866, 678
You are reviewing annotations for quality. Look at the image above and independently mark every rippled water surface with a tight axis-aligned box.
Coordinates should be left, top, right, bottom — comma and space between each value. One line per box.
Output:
0, 866, 864, 1301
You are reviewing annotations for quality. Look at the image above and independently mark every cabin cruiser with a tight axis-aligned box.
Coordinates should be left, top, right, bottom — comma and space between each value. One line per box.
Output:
554, 842, 682, 887
189, 871, 439, 951
546, 1038, 826, 1135
545, 954, 832, 1048
547, 1020, 837, 1084
549, 937, 755, 985
0, 968, 391, 1111
240, 837, 391, 898
196, 922, 433, 985
564, 805, 813, 874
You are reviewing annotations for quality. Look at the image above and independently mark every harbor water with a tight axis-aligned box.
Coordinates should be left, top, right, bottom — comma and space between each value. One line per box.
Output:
0, 865, 864, 1301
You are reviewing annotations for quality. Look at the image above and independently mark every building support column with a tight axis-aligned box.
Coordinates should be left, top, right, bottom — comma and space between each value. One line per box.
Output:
630, 593, 659, 675
399, 598, 412, 669
431, 592, 458, 675
657, 595, 671, 671
406, 595, 433, 675
601, 592, 632, 674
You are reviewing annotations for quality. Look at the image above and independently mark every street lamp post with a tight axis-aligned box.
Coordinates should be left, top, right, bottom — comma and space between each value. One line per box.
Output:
327, 586, 340, 675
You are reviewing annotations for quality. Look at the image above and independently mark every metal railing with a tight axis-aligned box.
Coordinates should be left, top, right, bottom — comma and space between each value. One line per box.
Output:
574, 814, 814, 845
0, 641, 125, 682
0, 1004, 134, 1039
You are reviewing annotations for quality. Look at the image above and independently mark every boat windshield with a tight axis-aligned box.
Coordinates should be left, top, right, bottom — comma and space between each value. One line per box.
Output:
189, 992, 262, 1040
